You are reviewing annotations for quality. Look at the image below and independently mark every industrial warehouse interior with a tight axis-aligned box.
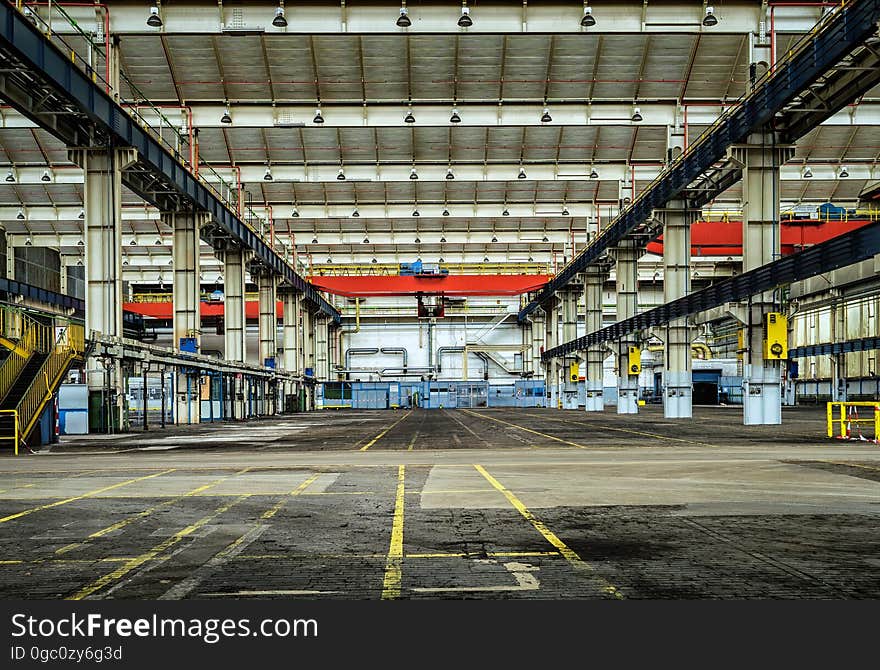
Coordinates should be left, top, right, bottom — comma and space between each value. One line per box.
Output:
1, 0, 880, 613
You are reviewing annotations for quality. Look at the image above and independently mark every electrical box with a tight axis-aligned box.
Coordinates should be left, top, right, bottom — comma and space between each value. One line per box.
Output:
627, 346, 641, 375
737, 328, 745, 360
179, 337, 198, 353
762, 312, 788, 360
569, 362, 579, 383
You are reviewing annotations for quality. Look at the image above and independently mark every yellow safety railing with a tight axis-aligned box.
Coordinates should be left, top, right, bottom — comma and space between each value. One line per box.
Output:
826, 401, 880, 443
0, 409, 19, 455
13, 323, 85, 449
0, 309, 54, 403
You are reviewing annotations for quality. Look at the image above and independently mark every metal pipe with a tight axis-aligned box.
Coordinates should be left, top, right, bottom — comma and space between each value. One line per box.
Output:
344, 347, 379, 369
436, 346, 465, 373
380, 347, 408, 367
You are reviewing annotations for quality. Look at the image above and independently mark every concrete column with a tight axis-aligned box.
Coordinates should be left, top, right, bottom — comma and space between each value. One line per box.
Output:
170, 210, 207, 425
731, 132, 795, 425
223, 247, 247, 419
70, 146, 137, 432
614, 240, 640, 414
583, 269, 606, 412
659, 200, 698, 418
561, 286, 581, 410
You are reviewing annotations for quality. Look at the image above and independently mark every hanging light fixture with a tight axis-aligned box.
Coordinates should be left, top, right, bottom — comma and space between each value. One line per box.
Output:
631, 106, 643, 122
147, 5, 162, 27
404, 107, 416, 124
129, 238, 137, 246
273, 4, 288, 27
440, 236, 447, 242
312, 236, 318, 244
503, 208, 509, 216
581, 4, 596, 27
412, 209, 420, 216
483, 256, 490, 262
4, 169, 14, 182
450, 107, 462, 123
803, 165, 813, 178
446, 167, 455, 180
542, 235, 549, 242
838, 165, 849, 178
541, 106, 552, 123
326, 257, 333, 264
41, 170, 51, 182
314, 107, 325, 124
16, 209, 24, 220
562, 207, 570, 216
491, 234, 498, 243
337, 168, 346, 181
458, 3, 472, 27
24, 237, 32, 246
518, 166, 527, 179
78, 209, 85, 219
220, 104, 232, 125
442, 209, 450, 217
410, 167, 419, 180
590, 167, 599, 179
363, 236, 370, 244
397, 4, 411, 27
263, 166, 273, 181
292, 208, 300, 217
414, 236, 421, 243
352, 208, 360, 217
703, 5, 718, 27
372, 257, 378, 264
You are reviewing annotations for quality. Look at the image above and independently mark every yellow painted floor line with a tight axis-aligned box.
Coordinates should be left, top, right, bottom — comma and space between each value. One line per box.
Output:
0, 469, 176, 525
407, 430, 420, 451
540, 414, 718, 448
381, 465, 406, 599
55, 468, 253, 556
474, 464, 624, 600
261, 474, 320, 520
407, 551, 559, 559
68, 495, 249, 601
461, 409, 587, 448
232, 553, 387, 561
360, 411, 412, 451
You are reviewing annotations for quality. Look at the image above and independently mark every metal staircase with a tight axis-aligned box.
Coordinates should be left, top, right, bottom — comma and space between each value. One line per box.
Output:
0, 307, 84, 451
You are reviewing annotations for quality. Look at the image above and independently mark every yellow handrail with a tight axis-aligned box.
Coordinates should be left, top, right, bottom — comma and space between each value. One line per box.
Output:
0, 409, 19, 455
14, 323, 85, 446
0, 309, 53, 402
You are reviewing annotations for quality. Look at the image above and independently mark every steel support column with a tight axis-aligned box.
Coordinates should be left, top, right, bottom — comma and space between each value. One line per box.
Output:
170, 210, 207, 425
315, 314, 330, 382
281, 289, 302, 411
302, 307, 315, 410
256, 271, 277, 414
732, 132, 794, 425
544, 298, 560, 408
583, 269, 606, 412
71, 146, 136, 432
530, 312, 545, 384
615, 240, 640, 414
659, 201, 698, 418
561, 285, 581, 410
223, 247, 247, 419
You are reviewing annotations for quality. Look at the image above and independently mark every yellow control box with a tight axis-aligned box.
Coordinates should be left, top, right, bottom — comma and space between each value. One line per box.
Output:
569, 362, 579, 383
762, 312, 788, 360
737, 328, 745, 360
628, 346, 641, 375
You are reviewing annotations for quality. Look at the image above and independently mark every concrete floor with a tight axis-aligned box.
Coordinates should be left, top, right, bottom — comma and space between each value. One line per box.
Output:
1, 405, 879, 599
